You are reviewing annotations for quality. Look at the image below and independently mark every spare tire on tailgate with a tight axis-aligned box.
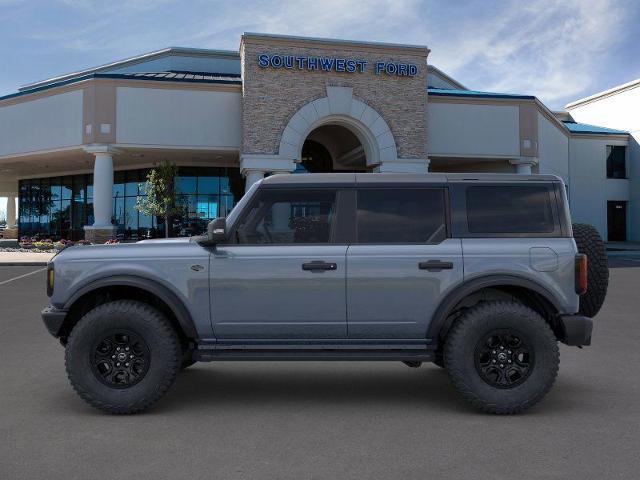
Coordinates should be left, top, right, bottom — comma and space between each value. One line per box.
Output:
572, 223, 609, 317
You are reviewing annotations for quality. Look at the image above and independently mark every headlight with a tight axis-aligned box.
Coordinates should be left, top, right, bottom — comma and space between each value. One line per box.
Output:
47, 263, 54, 297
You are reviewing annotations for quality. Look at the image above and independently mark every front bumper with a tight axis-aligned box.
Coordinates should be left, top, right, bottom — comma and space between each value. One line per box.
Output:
41, 306, 68, 338
558, 314, 593, 346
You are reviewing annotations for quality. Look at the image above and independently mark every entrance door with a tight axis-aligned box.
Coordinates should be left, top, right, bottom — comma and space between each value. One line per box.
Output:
210, 188, 347, 339
607, 201, 627, 241
346, 187, 463, 338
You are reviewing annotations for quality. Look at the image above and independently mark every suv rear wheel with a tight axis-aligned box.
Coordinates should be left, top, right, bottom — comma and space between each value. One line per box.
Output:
65, 300, 181, 414
444, 301, 559, 414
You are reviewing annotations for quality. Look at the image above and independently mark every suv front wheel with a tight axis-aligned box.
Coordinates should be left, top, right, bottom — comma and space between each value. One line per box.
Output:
65, 300, 182, 414
444, 301, 559, 414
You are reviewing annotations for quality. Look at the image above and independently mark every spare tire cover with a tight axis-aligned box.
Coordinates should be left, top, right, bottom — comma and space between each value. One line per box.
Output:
572, 223, 609, 317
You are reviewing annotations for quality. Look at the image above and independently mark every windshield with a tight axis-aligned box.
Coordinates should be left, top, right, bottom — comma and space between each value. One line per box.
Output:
224, 180, 260, 228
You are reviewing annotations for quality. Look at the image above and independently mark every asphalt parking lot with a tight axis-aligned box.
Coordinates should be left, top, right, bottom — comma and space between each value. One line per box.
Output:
1, 258, 640, 480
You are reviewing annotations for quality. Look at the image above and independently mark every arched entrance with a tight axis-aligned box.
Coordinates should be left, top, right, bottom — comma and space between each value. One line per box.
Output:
299, 124, 367, 173
278, 86, 399, 172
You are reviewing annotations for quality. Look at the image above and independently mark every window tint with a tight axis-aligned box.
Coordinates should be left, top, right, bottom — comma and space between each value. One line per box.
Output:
236, 190, 337, 244
466, 186, 554, 234
606, 145, 626, 179
356, 189, 446, 243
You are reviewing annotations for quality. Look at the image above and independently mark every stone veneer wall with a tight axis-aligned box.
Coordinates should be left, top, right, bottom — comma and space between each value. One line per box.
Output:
241, 36, 429, 160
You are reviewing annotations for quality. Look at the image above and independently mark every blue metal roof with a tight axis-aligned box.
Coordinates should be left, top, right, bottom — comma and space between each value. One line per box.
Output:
427, 87, 535, 100
562, 121, 628, 135
0, 71, 242, 103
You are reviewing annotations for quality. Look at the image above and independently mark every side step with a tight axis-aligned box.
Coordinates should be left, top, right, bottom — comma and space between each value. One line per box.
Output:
193, 341, 435, 362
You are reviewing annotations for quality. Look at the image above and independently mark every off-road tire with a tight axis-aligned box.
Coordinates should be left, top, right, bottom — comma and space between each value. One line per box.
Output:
444, 301, 559, 414
572, 223, 609, 318
65, 300, 181, 414
180, 345, 196, 370
433, 352, 445, 368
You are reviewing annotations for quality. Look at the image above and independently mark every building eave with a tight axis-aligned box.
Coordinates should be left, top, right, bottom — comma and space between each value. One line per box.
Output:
1, 73, 242, 105
19, 47, 241, 93
427, 65, 467, 90
565, 78, 640, 109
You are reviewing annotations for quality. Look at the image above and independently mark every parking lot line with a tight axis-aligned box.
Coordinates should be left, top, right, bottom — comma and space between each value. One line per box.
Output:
0, 267, 46, 286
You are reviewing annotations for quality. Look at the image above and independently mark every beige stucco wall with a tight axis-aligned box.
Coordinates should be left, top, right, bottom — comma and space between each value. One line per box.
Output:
427, 101, 520, 157
567, 84, 640, 241
240, 35, 429, 160
0, 90, 83, 157
537, 111, 569, 181
569, 136, 629, 240
115, 86, 242, 148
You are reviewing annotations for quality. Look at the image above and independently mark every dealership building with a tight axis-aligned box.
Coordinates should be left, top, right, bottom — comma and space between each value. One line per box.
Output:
0, 33, 636, 242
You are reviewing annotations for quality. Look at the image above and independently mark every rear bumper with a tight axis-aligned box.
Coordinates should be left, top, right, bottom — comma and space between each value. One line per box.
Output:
558, 314, 593, 346
41, 306, 68, 338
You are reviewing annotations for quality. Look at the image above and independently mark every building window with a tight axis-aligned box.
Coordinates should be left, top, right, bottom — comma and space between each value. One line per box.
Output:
18, 166, 243, 241
606, 146, 626, 179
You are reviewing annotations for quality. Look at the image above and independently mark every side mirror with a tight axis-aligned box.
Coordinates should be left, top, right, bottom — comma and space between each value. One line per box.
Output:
207, 217, 227, 244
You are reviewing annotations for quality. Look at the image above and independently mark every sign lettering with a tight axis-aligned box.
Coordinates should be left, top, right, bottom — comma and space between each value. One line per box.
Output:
257, 54, 417, 77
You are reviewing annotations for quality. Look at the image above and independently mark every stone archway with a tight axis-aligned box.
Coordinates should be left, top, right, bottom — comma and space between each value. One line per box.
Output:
278, 86, 398, 169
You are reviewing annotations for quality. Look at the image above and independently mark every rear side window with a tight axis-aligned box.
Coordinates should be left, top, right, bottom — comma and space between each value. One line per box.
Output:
356, 188, 446, 243
466, 186, 554, 234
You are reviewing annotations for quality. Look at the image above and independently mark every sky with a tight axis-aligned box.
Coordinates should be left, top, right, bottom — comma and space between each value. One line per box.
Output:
1, 0, 640, 215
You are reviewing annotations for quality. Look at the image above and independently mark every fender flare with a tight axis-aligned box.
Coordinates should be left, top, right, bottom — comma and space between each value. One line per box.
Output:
426, 274, 563, 341
63, 275, 198, 339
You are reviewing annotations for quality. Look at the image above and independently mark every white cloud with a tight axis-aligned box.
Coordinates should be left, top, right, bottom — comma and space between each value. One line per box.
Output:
2, 0, 634, 109
425, 0, 627, 107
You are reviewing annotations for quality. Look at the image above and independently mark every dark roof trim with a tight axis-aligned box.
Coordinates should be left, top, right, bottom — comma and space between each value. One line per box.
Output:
0, 72, 242, 103
562, 121, 628, 135
428, 87, 535, 100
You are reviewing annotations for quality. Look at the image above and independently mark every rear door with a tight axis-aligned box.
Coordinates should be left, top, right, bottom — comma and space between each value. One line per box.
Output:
346, 187, 463, 339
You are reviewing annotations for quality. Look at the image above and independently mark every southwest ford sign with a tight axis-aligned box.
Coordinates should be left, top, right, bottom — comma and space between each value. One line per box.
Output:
257, 54, 418, 77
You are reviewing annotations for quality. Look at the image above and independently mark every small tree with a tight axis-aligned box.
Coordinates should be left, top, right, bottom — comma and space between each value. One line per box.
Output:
136, 161, 181, 238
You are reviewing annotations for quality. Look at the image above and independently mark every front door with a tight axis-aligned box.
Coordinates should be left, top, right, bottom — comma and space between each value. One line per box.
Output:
607, 201, 627, 241
210, 188, 347, 339
346, 187, 463, 339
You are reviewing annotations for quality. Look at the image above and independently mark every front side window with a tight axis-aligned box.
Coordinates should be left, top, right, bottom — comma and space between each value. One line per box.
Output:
466, 186, 554, 234
356, 188, 447, 243
606, 145, 626, 179
236, 189, 337, 244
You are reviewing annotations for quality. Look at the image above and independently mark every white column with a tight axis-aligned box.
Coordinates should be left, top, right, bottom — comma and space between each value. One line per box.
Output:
91, 152, 115, 227
244, 169, 265, 189
510, 157, 538, 175
6, 195, 16, 229
83, 146, 118, 242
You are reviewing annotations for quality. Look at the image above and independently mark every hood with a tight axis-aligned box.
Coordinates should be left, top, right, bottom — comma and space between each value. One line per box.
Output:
53, 238, 201, 263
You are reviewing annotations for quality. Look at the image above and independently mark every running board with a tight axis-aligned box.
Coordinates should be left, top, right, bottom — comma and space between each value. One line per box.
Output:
194, 341, 435, 362
194, 350, 434, 362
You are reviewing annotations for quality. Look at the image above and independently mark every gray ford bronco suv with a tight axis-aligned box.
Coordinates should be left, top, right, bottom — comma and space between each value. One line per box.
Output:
42, 173, 608, 414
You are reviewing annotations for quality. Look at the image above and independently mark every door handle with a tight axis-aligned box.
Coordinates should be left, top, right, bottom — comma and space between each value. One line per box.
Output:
419, 260, 453, 271
302, 261, 338, 272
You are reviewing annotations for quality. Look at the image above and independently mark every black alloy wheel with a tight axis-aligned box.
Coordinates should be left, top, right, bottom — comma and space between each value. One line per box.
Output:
474, 329, 534, 388
91, 330, 150, 388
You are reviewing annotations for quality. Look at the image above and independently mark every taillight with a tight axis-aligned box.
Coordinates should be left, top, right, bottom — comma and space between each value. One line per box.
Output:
575, 254, 587, 295
47, 263, 54, 297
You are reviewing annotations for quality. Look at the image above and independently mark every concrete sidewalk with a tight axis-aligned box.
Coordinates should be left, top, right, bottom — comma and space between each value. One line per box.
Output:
0, 251, 56, 266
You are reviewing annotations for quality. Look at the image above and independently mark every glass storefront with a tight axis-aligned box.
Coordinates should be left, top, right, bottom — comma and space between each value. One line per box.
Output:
18, 167, 243, 241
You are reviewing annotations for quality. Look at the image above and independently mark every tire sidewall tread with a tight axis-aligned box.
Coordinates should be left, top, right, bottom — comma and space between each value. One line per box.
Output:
444, 301, 559, 414
65, 300, 181, 414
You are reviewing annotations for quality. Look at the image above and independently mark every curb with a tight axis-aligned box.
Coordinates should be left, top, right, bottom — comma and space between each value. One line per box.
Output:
0, 262, 48, 266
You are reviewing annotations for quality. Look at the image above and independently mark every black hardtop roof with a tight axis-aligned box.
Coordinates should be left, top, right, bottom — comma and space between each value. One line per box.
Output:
260, 172, 563, 186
